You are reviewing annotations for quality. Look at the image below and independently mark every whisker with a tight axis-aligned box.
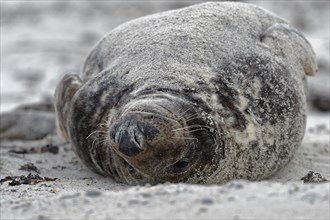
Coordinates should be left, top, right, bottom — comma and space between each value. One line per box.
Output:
164, 138, 176, 145
173, 136, 198, 141
91, 138, 99, 150
86, 130, 107, 139
172, 125, 212, 131
177, 106, 191, 117
185, 113, 199, 120
180, 129, 209, 134
185, 115, 204, 122
98, 123, 109, 129
95, 139, 109, 147
176, 107, 195, 121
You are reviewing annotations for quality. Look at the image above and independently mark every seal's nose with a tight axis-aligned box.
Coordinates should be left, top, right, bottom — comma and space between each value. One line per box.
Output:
116, 129, 143, 157
110, 115, 160, 157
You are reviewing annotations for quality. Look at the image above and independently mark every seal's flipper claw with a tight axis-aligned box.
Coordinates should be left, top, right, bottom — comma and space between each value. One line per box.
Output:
260, 23, 317, 76
54, 73, 82, 142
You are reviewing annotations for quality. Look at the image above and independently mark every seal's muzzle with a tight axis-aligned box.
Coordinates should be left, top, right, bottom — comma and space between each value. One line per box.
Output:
110, 115, 160, 157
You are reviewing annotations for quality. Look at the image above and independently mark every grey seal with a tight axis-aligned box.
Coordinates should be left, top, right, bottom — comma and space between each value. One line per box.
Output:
54, 2, 317, 185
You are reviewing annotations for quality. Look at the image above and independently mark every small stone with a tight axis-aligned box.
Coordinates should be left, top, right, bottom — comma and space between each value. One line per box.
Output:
228, 181, 244, 189
310, 93, 330, 111
85, 190, 102, 197
141, 192, 152, 198
0, 110, 56, 141
301, 171, 328, 183
200, 197, 214, 205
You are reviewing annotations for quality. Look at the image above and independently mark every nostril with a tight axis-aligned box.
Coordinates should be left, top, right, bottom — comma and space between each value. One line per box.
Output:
132, 130, 142, 148
136, 121, 159, 141
116, 130, 144, 157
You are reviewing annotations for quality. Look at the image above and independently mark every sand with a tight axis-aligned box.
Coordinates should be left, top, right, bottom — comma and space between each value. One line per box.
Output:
1, 1, 329, 219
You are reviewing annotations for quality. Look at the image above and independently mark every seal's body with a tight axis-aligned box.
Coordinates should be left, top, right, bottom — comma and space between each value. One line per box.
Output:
55, 2, 317, 184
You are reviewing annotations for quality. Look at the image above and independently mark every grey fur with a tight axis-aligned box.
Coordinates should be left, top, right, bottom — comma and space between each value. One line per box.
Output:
55, 2, 317, 184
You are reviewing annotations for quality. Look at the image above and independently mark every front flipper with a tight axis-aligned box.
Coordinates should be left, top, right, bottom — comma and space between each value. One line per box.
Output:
54, 73, 82, 142
260, 23, 317, 76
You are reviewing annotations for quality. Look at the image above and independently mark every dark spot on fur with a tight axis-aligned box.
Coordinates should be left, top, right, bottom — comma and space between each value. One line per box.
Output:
212, 52, 300, 127
185, 109, 225, 174
211, 63, 248, 131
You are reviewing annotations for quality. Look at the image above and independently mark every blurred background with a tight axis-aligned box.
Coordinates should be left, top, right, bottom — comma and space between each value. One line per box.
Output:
1, 0, 329, 113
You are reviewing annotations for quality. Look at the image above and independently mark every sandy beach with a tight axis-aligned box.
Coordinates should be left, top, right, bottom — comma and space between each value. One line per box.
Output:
1, 1, 329, 219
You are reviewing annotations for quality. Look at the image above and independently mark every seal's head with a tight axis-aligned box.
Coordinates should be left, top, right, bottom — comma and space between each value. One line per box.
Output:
108, 92, 223, 184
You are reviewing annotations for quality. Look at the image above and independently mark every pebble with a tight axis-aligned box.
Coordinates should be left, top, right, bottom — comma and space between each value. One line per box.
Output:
200, 197, 214, 205
85, 190, 102, 197
228, 181, 244, 189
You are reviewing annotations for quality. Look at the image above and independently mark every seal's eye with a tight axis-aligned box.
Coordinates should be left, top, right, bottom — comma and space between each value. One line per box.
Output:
173, 159, 190, 173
